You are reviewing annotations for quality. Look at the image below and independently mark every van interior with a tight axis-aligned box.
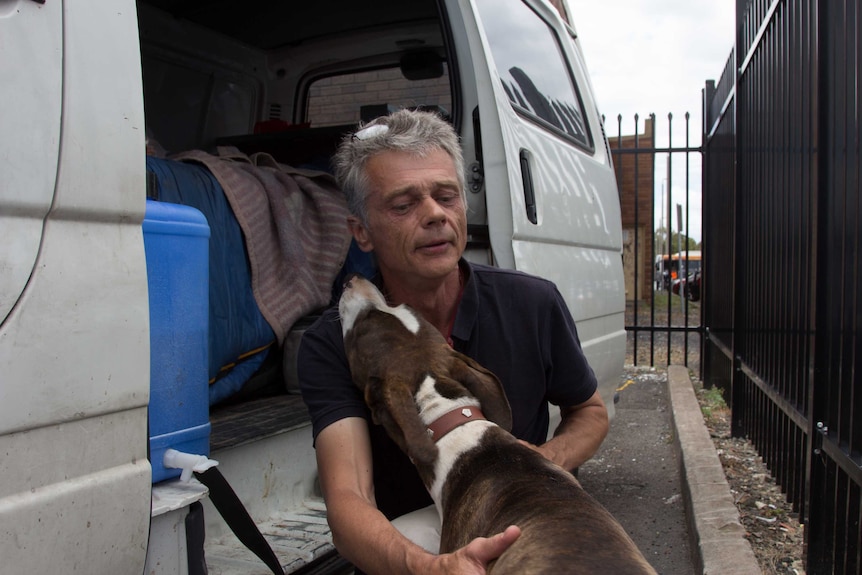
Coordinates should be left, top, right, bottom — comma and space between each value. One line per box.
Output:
139, 0, 454, 156
136, 0, 476, 440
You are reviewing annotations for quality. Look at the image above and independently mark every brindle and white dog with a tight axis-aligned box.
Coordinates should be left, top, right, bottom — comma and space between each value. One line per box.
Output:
339, 275, 657, 574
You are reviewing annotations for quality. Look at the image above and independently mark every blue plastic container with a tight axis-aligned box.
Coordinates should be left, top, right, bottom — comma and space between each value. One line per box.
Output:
143, 199, 211, 483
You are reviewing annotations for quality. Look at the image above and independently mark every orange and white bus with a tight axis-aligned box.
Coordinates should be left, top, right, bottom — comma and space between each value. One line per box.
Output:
655, 250, 702, 290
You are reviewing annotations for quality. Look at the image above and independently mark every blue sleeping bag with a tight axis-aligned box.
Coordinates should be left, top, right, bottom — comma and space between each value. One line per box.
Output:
146, 156, 275, 405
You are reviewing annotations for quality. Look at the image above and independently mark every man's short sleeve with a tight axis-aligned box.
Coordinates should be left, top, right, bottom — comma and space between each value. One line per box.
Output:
456, 264, 598, 443
543, 284, 599, 408
297, 309, 369, 442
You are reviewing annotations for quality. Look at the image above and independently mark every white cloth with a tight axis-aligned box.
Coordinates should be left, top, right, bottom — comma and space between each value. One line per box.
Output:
391, 505, 441, 554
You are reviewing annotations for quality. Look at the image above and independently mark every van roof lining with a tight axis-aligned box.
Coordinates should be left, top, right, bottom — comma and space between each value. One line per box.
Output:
138, 0, 441, 51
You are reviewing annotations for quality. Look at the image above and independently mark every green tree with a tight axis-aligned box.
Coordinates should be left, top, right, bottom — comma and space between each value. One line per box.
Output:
654, 226, 699, 255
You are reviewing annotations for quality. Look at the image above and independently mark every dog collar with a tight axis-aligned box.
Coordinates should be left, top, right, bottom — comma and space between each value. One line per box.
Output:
426, 406, 486, 442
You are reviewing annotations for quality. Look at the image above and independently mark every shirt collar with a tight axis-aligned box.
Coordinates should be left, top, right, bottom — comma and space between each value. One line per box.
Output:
370, 258, 478, 347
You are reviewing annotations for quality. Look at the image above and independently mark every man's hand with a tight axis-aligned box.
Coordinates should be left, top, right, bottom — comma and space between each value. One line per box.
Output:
427, 526, 522, 574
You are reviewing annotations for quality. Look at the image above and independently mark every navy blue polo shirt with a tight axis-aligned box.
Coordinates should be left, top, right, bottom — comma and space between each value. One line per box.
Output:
297, 260, 597, 520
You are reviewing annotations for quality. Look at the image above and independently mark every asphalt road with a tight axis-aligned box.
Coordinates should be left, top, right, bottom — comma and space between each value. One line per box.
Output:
578, 366, 696, 575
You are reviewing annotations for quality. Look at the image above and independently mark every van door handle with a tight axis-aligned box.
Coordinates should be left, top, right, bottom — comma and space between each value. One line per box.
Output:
519, 150, 537, 224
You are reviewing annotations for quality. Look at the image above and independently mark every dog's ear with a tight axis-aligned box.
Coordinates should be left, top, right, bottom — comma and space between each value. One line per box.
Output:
365, 376, 438, 470
449, 353, 513, 432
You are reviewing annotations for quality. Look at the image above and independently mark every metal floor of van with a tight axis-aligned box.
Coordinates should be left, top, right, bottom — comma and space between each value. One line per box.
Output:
205, 498, 351, 575
210, 393, 312, 451
206, 394, 354, 574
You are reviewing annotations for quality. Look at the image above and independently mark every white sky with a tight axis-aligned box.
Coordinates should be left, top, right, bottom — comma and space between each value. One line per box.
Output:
567, 1, 737, 242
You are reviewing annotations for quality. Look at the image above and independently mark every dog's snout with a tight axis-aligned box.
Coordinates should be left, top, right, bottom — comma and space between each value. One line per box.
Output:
343, 273, 361, 291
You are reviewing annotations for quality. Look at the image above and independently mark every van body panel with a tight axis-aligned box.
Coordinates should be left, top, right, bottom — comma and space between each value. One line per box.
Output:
0, 460, 150, 573
512, 239, 626, 410
0, 0, 62, 323
0, 219, 151, 433
0, 409, 150, 574
0, 1, 152, 570
450, 0, 516, 269
1, 1, 150, 434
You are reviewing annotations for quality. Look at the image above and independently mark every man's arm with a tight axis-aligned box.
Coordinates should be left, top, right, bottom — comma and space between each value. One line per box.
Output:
532, 390, 609, 472
315, 417, 521, 574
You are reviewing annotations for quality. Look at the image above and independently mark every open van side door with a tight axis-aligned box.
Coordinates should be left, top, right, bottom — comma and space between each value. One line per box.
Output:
452, 0, 626, 412
0, 2, 152, 572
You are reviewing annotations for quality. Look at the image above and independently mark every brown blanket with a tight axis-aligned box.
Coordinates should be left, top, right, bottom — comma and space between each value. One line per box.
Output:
174, 148, 352, 344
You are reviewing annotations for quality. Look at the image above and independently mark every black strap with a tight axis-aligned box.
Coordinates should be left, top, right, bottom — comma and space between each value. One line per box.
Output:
194, 466, 285, 575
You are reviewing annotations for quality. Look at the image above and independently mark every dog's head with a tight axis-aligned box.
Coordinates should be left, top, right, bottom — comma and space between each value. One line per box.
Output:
339, 275, 512, 471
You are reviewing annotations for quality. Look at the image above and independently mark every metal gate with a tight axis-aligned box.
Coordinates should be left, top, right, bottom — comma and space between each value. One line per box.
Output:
703, 1, 862, 572
608, 114, 703, 373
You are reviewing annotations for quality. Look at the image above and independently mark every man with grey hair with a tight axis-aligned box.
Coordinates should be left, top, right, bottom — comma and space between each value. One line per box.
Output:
298, 109, 608, 574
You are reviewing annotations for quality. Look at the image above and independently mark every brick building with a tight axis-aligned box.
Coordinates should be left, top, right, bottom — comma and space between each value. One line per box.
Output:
609, 117, 655, 301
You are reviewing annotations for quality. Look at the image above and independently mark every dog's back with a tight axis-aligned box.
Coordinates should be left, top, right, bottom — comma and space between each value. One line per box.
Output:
440, 426, 656, 574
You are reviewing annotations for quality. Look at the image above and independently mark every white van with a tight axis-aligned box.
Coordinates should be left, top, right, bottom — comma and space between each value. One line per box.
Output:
0, 0, 624, 572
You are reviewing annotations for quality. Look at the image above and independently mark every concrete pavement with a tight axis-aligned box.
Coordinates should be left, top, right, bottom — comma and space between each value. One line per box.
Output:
579, 365, 760, 575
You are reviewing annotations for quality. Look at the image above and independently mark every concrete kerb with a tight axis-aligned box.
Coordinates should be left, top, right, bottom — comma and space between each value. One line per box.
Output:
667, 365, 761, 575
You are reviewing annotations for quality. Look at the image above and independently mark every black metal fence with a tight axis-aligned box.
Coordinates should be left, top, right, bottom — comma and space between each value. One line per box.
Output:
703, 1, 862, 572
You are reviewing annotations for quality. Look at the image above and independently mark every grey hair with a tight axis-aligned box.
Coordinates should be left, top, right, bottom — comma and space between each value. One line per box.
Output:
333, 109, 466, 227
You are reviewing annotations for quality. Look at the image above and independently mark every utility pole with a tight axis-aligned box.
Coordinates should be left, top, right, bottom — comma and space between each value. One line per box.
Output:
677, 203, 684, 312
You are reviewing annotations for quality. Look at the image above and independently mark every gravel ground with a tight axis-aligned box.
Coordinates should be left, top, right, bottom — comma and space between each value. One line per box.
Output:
697, 384, 806, 575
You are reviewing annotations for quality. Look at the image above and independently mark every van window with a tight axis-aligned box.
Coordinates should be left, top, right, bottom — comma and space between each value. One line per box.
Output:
142, 55, 257, 153
474, 0, 591, 149
306, 65, 452, 127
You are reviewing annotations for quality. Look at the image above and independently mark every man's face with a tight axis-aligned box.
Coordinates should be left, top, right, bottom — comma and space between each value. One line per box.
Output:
349, 148, 467, 284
